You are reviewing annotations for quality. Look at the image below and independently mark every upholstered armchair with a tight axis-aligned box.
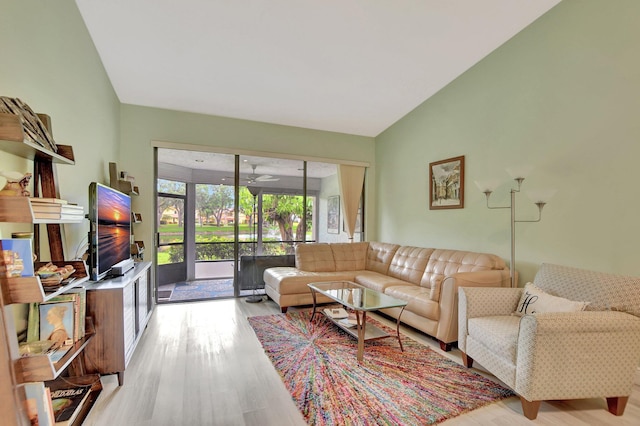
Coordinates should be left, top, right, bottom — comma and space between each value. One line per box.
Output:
458, 263, 640, 420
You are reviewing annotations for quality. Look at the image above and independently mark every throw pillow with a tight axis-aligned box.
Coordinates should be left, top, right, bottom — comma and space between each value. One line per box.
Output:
514, 282, 589, 316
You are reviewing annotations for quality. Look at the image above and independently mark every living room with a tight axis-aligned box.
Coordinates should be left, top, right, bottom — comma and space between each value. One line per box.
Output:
1, 0, 639, 424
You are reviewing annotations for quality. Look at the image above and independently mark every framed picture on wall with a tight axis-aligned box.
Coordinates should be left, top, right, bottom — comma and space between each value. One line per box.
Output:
327, 195, 340, 234
429, 155, 465, 210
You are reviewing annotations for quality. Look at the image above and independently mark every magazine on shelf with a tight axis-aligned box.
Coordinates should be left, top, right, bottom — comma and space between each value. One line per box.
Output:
338, 317, 359, 328
19, 340, 72, 363
323, 307, 348, 319
0, 238, 35, 277
48, 382, 92, 426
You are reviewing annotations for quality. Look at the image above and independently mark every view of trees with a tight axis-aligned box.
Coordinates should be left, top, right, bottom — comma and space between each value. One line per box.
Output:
157, 179, 313, 264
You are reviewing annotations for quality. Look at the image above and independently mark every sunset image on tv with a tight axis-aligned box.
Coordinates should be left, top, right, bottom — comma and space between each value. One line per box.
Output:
97, 184, 131, 273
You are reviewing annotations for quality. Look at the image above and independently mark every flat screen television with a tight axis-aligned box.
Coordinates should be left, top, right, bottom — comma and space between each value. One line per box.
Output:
88, 182, 132, 281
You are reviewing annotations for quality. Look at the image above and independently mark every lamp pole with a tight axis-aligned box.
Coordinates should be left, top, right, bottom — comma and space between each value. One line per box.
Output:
477, 173, 551, 288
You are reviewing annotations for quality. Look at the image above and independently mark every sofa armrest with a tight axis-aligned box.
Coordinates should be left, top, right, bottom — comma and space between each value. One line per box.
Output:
516, 311, 640, 400
457, 286, 522, 352
437, 269, 512, 345
459, 286, 523, 319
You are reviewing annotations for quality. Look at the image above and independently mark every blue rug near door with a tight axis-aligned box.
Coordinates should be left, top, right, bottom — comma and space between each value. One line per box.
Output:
170, 279, 235, 301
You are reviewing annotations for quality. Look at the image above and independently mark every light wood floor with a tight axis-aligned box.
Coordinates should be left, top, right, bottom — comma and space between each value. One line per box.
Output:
84, 298, 640, 425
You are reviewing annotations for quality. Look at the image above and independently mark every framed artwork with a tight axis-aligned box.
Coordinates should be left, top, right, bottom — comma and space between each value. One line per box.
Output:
327, 195, 340, 234
39, 301, 74, 347
429, 155, 465, 210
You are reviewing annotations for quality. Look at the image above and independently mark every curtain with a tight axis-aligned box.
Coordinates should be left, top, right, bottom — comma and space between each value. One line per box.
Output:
338, 165, 365, 241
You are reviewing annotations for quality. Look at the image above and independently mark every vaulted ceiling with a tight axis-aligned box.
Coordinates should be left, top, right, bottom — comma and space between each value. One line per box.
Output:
75, 0, 560, 137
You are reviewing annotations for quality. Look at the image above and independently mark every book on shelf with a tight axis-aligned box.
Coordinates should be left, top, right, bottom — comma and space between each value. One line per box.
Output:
30, 202, 84, 214
22, 382, 55, 426
27, 289, 86, 344
47, 381, 92, 426
33, 211, 85, 221
19, 339, 72, 363
29, 197, 68, 205
323, 307, 348, 319
338, 316, 359, 328
39, 301, 75, 349
0, 238, 35, 277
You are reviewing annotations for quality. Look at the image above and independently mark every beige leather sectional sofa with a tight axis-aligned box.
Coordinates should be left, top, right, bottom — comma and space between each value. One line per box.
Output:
264, 241, 510, 351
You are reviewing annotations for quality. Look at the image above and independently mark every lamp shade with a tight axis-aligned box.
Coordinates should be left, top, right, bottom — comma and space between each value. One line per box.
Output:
526, 189, 557, 203
474, 179, 501, 193
506, 165, 534, 180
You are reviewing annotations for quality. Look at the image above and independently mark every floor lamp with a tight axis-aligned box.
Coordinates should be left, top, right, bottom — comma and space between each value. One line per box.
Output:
475, 166, 556, 288
246, 186, 263, 303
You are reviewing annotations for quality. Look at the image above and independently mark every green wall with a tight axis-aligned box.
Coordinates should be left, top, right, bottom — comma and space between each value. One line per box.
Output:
119, 105, 375, 249
375, 0, 640, 283
0, 0, 120, 255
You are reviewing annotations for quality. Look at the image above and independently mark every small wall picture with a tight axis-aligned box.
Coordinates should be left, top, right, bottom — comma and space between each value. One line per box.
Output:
327, 195, 340, 234
429, 155, 465, 210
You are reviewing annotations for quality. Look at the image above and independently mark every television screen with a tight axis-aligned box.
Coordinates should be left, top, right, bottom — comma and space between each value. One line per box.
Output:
88, 182, 131, 281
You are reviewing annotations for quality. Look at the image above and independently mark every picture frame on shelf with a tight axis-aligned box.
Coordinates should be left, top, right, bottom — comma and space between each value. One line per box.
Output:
327, 195, 340, 234
429, 155, 465, 210
0, 238, 35, 277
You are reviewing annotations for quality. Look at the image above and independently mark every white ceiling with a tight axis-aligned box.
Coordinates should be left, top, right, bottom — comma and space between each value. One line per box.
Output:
75, 0, 560, 137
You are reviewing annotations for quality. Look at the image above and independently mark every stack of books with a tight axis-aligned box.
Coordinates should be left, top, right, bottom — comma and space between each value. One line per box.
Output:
22, 379, 94, 426
30, 198, 84, 221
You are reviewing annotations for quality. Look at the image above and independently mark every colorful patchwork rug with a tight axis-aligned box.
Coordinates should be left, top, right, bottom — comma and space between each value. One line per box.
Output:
249, 311, 514, 425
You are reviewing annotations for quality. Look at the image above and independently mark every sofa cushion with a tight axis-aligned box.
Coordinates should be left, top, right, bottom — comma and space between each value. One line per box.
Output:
421, 249, 507, 301
331, 242, 368, 271
354, 270, 408, 293
263, 267, 355, 294
366, 242, 400, 274
295, 243, 336, 272
514, 282, 589, 316
388, 246, 434, 285
468, 315, 521, 363
384, 285, 439, 321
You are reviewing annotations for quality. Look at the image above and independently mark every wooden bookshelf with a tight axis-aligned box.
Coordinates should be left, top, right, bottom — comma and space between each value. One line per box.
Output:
45, 373, 102, 426
1, 260, 89, 305
0, 112, 74, 164
108, 162, 139, 195
16, 318, 95, 383
1, 107, 99, 425
0, 196, 84, 224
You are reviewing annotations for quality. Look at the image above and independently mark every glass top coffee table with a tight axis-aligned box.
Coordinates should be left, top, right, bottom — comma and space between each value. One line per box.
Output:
308, 281, 407, 362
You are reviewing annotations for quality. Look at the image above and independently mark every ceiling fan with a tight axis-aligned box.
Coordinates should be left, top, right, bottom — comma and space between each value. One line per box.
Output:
244, 164, 279, 184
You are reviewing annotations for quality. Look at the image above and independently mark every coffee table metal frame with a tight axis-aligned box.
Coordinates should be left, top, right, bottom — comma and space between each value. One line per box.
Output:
308, 281, 407, 362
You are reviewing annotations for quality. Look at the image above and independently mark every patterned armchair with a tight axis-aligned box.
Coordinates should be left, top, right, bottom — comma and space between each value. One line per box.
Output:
458, 263, 640, 420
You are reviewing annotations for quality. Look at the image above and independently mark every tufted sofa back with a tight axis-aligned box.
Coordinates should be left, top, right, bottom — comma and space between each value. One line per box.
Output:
387, 246, 434, 285
294, 242, 508, 302
331, 242, 368, 271
533, 263, 640, 317
295, 243, 335, 272
365, 242, 400, 274
420, 249, 507, 301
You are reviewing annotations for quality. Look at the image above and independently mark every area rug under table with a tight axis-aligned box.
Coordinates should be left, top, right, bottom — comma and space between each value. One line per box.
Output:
249, 311, 513, 425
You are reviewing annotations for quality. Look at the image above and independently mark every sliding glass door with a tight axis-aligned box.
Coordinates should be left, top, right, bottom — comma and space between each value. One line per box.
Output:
155, 148, 364, 301
156, 179, 187, 286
